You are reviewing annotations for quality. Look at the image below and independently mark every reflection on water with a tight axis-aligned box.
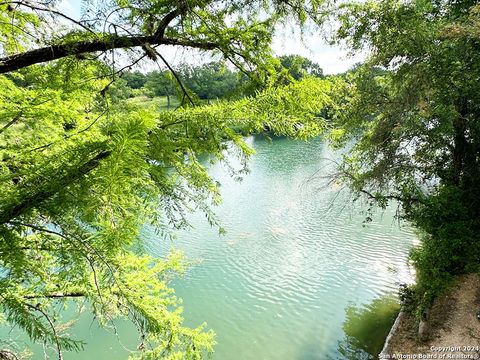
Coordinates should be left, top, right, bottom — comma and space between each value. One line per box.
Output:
337, 295, 401, 359
2, 136, 415, 359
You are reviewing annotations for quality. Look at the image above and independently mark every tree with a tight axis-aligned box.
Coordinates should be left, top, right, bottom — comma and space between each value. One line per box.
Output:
0, 0, 324, 76
123, 71, 148, 90
178, 61, 240, 100
143, 70, 178, 108
143, 71, 174, 97
278, 54, 324, 81
332, 0, 480, 311
338, 295, 399, 359
0, 1, 328, 358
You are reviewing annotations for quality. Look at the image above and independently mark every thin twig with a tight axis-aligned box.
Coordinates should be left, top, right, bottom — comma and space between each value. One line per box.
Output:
152, 47, 195, 107
24, 302, 63, 360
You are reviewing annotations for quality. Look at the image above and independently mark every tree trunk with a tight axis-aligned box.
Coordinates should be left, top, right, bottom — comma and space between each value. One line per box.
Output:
452, 117, 466, 186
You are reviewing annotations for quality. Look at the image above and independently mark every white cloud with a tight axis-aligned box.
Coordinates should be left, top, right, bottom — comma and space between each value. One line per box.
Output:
57, 0, 81, 19
272, 25, 366, 75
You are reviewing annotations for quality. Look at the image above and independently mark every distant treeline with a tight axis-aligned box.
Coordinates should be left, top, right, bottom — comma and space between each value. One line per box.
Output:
117, 55, 324, 101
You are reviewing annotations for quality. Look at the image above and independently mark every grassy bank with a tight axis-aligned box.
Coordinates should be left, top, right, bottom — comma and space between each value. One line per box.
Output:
127, 95, 180, 110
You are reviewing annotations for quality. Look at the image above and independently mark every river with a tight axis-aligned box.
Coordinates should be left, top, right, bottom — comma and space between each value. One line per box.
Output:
20, 136, 416, 359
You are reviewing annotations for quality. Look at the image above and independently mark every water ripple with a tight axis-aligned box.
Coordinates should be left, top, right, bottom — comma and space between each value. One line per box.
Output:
141, 137, 416, 360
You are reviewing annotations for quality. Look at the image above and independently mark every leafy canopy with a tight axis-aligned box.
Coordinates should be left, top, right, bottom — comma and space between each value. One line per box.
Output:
332, 0, 480, 310
0, 1, 331, 358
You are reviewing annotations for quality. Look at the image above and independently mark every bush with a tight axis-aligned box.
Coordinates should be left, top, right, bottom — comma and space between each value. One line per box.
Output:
402, 184, 480, 318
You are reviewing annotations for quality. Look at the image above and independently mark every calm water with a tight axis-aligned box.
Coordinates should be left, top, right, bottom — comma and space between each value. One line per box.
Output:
14, 136, 416, 359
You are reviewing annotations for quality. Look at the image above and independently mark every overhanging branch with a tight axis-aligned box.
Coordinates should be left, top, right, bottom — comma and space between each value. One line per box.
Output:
24, 292, 85, 299
0, 36, 216, 74
0, 150, 111, 224
359, 188, 418, 204
9, 1, 96, 35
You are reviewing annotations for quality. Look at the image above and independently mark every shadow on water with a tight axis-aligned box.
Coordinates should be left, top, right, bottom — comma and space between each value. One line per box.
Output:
336, 294, 400, 360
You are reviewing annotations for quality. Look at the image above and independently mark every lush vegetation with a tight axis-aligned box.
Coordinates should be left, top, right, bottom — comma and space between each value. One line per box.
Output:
0, 1, 329, 358
118, 56, 324, 104
1, 0, 479, 358
331, 0, 480, 317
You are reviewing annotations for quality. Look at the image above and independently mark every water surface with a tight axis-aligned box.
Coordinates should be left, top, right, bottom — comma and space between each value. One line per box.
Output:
141, 136, 415, 360
18, 136, 416, 359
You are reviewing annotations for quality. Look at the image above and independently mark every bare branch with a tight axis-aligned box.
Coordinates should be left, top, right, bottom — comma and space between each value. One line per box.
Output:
8, 221, 69, 240
24, 292, 85, 299
153, 7, 183, 40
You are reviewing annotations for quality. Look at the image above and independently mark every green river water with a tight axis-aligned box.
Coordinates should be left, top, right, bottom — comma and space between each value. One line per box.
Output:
8, 136, 416, 359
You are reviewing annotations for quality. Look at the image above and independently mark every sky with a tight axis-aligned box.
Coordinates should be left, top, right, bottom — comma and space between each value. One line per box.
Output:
58, 0, 365, 75
272, 24, 365, 74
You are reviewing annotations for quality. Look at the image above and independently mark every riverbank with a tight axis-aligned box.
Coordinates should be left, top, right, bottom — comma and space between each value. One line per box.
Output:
381, 273, 480, 359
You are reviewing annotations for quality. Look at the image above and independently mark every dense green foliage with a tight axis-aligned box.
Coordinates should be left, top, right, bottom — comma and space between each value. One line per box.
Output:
0, 66, 331, 358
118, 56, 324, 102
332, 0, 480, 314
143, 70, 177, 98
176, 62, 240, 100
123, 71, 149, 90
128, 62, 242, 102
277, 54, 324, 82
0, 1, 330, 358
2, 0, 479, 357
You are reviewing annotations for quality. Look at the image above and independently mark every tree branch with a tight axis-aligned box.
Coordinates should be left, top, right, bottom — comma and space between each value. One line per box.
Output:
358, 188, 417, 203
8, 221, 70, 240
0, 150, 111, 224
0, 113, 22, 135
9, 1, 96, 35
0, 349, 20, 360
24, 292, 85, 299
153, 47, 195, 107
153, 8, 183, 40
24, 302, 63, 360
0, 36, 216, 74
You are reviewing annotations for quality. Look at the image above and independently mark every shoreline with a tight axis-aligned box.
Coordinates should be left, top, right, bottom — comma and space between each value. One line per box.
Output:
379, 274, 480, 360
379, 309, 405, 358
